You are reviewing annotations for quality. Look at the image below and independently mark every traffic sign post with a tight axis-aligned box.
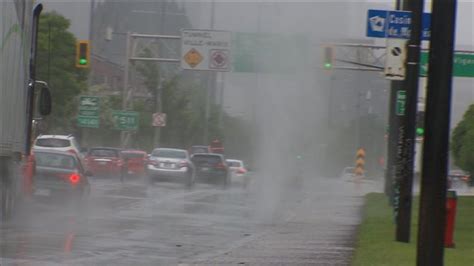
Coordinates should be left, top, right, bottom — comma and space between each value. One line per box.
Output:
112, 111, 139, 131
77, 96, 100, 128
181, 29, 231, 71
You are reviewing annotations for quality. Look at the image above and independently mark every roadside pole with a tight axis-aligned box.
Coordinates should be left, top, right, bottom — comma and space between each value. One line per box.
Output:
121, 31, 132, 148
385, 0, 404, 211
395, 0, 424, 243
417, 0, 457, 264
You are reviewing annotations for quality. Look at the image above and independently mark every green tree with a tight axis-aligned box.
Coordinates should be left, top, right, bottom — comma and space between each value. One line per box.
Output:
36, 12, 88, 133
452, 104, 474, 178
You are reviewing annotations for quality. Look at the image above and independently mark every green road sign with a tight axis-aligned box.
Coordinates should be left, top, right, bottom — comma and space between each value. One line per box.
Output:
396, 90, 406, 116
79, 96, 100, 111
112, 111, 139, 131
420, 52, 474, 77
232, 32, 309, 73
77, 115, 99, 128
79, 109, 98, 116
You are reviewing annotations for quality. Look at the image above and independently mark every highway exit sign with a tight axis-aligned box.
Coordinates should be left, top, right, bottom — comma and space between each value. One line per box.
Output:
77, 115, 99, 128
112, 111, 139, 131
420, 52, 474, 77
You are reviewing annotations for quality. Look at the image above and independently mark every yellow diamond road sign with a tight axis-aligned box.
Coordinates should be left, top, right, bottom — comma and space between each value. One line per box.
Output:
184, 48, 203, 68
181, 29, 231, 71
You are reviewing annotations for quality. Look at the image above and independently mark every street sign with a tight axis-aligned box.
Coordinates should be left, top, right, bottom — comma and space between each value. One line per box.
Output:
112, 111, 139, 131
385, 39, 408, 80
79, 96, 100, 111
366, 9, 431, 40
79, 109, 99, 116
152, 112, 167, 127
77, 96, 100, 128
420, 51, 474, 77
77, 115, 99, 128
396, 90, 407, 116
181, 29, 231, 71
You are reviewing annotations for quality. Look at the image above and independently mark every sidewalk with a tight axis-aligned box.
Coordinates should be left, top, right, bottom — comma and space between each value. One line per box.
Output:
189, 177, 382, 265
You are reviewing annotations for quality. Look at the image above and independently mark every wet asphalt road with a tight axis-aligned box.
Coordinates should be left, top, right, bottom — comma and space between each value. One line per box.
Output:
0, 174, 381, 266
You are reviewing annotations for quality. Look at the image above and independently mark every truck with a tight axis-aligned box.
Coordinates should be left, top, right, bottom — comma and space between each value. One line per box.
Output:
0, 1, 51, 221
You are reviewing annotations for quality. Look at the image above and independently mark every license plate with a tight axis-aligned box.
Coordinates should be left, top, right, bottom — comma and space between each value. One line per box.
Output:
34, 188, 51, 197
98, 161, 107, 165
201, 167, 210, 171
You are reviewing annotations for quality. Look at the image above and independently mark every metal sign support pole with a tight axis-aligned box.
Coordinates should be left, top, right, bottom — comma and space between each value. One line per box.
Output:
417, 0, 457, 264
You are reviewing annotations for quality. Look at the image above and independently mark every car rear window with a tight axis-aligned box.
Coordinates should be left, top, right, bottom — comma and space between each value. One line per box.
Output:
36, 138, 70, 148
122, 152, 145, 159
191, 147, 209, 154
192, 155, 222, 165
89, 149, 119, 157
35, 152, 76, 170
227, 161, 242, 167
152, 149, 187, 159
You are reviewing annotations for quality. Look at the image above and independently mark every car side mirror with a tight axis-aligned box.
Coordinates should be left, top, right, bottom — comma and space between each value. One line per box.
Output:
37, 82, 52, 116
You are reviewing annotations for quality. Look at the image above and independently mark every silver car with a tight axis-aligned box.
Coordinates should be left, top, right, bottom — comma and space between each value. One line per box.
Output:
146, 148, 195, 187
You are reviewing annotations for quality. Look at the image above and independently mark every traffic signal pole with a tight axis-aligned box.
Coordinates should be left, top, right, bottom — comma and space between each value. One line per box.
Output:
417, 0, 457, 264
394, 0, 424, 243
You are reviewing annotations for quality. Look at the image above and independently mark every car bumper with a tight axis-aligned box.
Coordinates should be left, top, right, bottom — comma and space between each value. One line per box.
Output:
33, 182, 85, 198
147, 165, 189, 178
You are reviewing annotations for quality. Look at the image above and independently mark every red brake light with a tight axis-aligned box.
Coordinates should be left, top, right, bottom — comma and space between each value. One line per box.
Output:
237, 168, 247, 174
67, 149, 77, 155
69, 173, 80, 184
179, 161, 189, 168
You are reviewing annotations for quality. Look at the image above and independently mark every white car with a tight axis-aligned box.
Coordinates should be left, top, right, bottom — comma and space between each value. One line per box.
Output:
226, 159, 248, 186
147, 148, 195, 187
33, 135, 82, 157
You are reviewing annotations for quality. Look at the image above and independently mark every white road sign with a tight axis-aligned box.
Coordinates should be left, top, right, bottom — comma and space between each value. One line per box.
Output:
181, 29, 231, 71
385, 39, 408, 80
152, 112, 167, 127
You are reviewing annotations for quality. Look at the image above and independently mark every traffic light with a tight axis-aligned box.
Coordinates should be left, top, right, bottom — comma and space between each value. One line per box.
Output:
416, 111, 425, 137
323, 46, 334, 70
76, 40, 90, 68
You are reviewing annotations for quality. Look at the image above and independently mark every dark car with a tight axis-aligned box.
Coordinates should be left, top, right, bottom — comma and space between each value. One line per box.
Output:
191, 153, 230, 187
85, 147, 123, 178
32, 149, 90, 200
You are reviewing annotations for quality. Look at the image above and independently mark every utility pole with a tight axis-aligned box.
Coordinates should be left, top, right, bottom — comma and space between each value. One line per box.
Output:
417, 0, 457, 264
203, 0, 215, 144
395, 0, 424, 243
121, 31, 132, 147
153, 1, 167, 148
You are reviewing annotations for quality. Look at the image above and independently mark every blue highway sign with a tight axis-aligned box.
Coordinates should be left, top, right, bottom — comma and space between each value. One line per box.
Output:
366, 9, 431, 41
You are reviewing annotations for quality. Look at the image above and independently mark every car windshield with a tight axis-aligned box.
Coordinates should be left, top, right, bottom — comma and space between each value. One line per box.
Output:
152, 149, 186, 159
35, 152, 76, 170
89, 149, 119, 157
36, 138, 70, 148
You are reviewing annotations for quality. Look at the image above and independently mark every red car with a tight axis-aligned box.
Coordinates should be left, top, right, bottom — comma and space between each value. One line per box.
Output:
85, 147, 123, 177
121, 150, 147, 177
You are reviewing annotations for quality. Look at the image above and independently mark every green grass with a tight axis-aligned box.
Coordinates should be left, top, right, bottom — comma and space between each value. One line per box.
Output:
352, 193, 474, 266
